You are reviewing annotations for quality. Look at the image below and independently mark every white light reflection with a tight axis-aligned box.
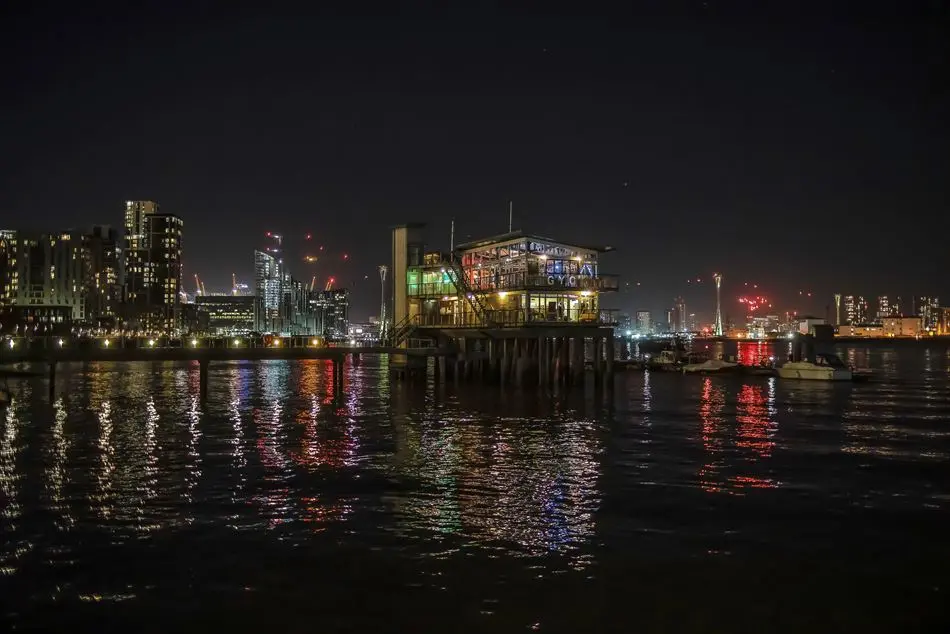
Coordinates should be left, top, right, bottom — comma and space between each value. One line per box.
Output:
184, 396, 202, 505
46, 396, 73, 531
0, 394, 24, 576
94, 401, 115, 520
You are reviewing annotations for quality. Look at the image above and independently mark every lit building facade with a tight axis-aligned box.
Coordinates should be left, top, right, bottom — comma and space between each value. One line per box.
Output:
394, 228, 617, 332
917, 296, 940, 331
635, 310, 652, 334
882, 316, 921, 337
254, 249, 284, 332
196, 295, 255, 335
0, 230, 87, 320
314, 288, 349, 339
673, 297, 687, 332
84, 225, 121, 325
843, 295, 869, 325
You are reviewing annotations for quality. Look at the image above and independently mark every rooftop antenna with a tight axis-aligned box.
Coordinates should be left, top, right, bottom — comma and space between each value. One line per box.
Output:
508, 201, 513, 233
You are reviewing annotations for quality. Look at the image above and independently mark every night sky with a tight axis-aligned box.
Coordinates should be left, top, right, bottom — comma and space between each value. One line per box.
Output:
2, 3, 948, 321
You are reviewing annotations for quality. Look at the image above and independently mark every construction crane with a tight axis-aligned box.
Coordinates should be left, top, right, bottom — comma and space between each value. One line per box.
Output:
232, 273, 237, 295
309, 275, 317, 292
194, 274, 202, 296
325, 277, 335, 292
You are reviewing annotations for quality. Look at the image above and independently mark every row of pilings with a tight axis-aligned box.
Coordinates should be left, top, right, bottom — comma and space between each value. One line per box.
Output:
397, 332, 616, 388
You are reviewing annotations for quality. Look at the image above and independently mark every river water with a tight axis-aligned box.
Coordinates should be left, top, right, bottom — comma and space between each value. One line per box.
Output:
1, 342, 949, 632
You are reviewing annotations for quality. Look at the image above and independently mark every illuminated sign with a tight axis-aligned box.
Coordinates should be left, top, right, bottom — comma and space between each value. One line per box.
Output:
527, 241, 575, 258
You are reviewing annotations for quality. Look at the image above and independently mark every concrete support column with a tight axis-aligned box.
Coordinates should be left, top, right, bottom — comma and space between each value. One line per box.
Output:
606, 331, 615, 385
593, 336, 604, 386
571, 336, 584, 386
537, 337, 547, 386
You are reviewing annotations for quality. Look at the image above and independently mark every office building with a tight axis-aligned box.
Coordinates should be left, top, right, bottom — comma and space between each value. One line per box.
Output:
196, 295, 255, 335
635, 310, 652, 334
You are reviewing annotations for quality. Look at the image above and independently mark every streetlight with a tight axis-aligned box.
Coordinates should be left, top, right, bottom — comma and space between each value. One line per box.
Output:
103, 339, 110, 347
191, 339, 198, 347
148, 339, 155, 347
57, 339, 64, 347
233, 338, 241, 347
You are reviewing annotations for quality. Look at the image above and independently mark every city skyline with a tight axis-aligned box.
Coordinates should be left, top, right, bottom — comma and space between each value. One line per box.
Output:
2, 5, 948, 320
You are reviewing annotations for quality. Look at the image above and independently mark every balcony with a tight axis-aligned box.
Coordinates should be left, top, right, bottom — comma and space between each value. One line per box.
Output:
409, 307, 620, 329
465, 272, 620, 293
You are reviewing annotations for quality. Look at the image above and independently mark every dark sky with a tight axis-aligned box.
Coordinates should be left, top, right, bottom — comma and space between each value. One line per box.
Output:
2, 2, 948, 321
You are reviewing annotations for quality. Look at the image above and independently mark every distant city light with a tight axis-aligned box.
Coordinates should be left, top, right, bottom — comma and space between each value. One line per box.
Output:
233, 339, 240, 346
191, 339, 198, 347
58, 339, 64, 347
148, 339, 155, 347
311, 339, 319, 346
103, 339, 110, 347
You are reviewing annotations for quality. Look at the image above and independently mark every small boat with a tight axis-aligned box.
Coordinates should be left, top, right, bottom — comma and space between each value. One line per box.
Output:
778, 352, 853, 381
682, 358, 738, 374
647, 350, 682, 371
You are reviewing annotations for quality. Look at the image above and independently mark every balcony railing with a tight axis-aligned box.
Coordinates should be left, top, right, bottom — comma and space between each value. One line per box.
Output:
407, 272, 619, 296
407, 307, 619, 329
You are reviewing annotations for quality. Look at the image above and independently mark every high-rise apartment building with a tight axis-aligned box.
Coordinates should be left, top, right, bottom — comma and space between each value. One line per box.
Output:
635, 310, 652, 334
918, 296, 940, 331
673, 297, 687, 332
122, 201, 183, 332
84, 225, 121, 325
314, 288, 349, 339
123, 200, 158, 314
254, 249, 284, 332
0, 230, 87, 319
843, 295, 869, 325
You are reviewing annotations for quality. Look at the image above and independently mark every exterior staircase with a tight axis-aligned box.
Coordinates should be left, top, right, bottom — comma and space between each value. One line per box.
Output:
446, 260, 495, 326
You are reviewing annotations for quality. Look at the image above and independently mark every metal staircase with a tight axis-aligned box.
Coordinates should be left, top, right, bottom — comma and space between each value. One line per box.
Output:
446, 260, 494, 326
388, 314, 418, 348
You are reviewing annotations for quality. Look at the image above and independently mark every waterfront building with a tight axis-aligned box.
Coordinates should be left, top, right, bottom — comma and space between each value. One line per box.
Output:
124, 212, 183, 332
196, 295, 255, 335
394, 228, 618, 330
0, 230, 87, 321
876, 296, 891, 321
837, 324, 885, 337
635, 310, 652, 334
882, 316, 922, 337
122, 201, 183, 332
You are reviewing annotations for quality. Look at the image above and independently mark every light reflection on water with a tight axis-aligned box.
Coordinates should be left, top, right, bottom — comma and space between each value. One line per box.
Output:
0, 345, 948, 630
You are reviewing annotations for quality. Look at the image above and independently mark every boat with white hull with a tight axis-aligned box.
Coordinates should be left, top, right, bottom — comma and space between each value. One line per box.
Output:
778, 353, 852, 381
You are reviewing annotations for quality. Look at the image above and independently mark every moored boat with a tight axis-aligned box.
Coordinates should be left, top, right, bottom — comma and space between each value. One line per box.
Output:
777, 353, 853, 381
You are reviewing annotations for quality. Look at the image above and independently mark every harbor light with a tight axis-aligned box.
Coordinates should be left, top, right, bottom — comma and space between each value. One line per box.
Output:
233, 338, 241, 347
191, 339, 198, 347
103, 339, 110, 347
58, 339, 64, 347
148, 339, 155, 347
